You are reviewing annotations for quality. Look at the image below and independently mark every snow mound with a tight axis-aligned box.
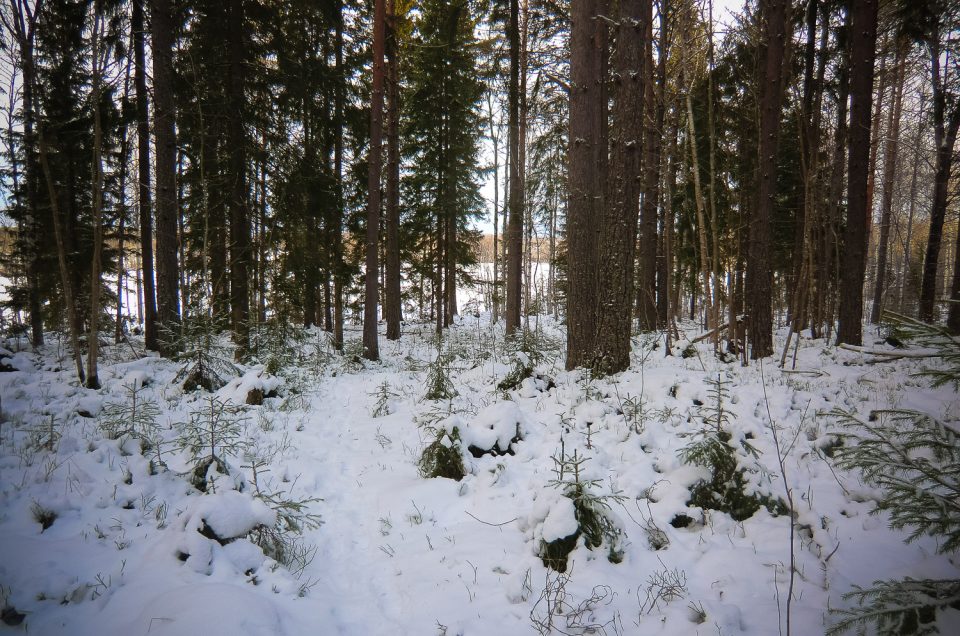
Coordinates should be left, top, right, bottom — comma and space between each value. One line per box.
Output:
182, 491, 276, 542
457, 400, 525, 456
218, 370, 281, 405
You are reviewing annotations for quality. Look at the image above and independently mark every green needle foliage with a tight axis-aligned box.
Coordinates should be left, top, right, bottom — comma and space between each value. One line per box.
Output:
828, 313, 960, 634
99, 380, 162, 446
177, 395, 249, 492
678, 375, 785, 521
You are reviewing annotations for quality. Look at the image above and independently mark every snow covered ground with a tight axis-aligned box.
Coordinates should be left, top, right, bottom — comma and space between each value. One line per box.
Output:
0, 316, 957, 635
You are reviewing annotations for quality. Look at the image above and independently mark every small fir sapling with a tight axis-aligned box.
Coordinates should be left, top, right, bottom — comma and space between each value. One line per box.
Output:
424, 351, 457, 401
370, 381, 398, 417
177, 395, 249, 492
678, 375, 786, 521
98, 380, 162, 446
172, 313, 240, 392
540, 439, 625, 572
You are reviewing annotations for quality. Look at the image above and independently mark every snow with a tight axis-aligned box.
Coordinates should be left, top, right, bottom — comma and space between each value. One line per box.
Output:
0, 316, 958, 635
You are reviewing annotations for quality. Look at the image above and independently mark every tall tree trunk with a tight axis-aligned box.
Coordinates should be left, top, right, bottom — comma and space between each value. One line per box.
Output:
592, 0, 643, 376
637, 0, 660, 332
333, 12, 345, 351
685, 93, 713, 334
9, 1, 44, 347
505, 0, 523, 335
836, 0, 878, 346
384, 0, 402, 341
487, 90, 500, 323
819, 10, 850, 339
870, 43, 905, 324
566, 0, 607, 370
918, 38, 960, 323
86, 8, 105, 389
227, 0, 250, 358
364, 0, 386, 360
151, 0, 181, 356
747, 0, 789, 359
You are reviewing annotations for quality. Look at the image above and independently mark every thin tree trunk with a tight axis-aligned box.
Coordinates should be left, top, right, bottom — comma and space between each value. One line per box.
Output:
870, 43, 906, 324
38, 130, 84, 384
385, 0, 402, 340
899, 93, 925, 313
505, 0, 523, 335
836, 0, 878, 346
685, 93, 713, 333
86, 8, 105, 389
333, 13, 345, 351
487, 90, 500, 323
918, 36, 960, 323
7, 0, 44, 347
637, 0, 660, 332
364, 0, 386, 360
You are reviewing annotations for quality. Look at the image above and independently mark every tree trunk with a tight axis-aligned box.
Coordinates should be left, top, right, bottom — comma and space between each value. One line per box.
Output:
747, 0, 790, 359
86, 8, 105, 389
333, 12, 345, 352
227, 0, 250, 358
685, 93, 714, 335
637, 0, 660, 332
385, 0, 402, 340
870, 43, 905, 324
565, 0, 607, 370
918, 37, 960, 323
836, 0, 878, 346
9, 3, 44, 348
364, 0, 386, 360
505, 0, 523, 335
591, 0, 643, 376
151, 0, 181, 356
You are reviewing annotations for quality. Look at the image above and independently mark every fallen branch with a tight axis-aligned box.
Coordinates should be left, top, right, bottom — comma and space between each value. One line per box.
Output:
838, 344, 939, 360
691, 321, 731, 344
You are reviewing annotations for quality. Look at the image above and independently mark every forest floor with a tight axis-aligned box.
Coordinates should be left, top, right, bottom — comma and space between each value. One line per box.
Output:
0, 316, 957, 635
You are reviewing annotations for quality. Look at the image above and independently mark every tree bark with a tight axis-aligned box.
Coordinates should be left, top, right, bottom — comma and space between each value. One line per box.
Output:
151, 0, 180, 356
385, 0, 402, 340
86, 8, 105, 389
592, 0, 643, 376
505, 0, 523, 335
565, 0, 607, 371
747, 0, 789, 359
364, 0, 386, 361
226, 0, 250, 358
637, 0, 659, 332
836, 0, 878, 346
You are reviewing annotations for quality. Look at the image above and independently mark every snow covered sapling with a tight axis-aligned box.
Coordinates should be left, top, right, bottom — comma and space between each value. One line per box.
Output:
424, 351, 456, 401
244, 451, 323, 575
678, 375, 786, 521
177, 395, 249, 492
98, 380, 161, 446
418, 426, 466, 481
370, 381, 398, 417
498, 329, 543, 391
540, 441, 625, 572
173, 313, 239, 392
